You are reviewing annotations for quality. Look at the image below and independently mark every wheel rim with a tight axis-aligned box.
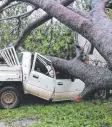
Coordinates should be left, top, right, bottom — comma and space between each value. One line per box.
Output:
1, 91, 17, 108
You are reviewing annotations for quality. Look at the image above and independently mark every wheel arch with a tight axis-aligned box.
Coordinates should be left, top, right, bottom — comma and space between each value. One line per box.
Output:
0, 81, 24, 94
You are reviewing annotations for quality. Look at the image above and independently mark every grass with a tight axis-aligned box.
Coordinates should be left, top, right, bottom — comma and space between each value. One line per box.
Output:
0, 96, 112, 127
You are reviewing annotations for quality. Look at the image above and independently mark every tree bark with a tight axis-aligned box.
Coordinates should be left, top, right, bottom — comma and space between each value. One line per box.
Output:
90, 0, 112, 34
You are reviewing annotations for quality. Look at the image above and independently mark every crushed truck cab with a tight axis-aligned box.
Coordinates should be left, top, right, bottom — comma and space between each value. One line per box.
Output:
0, 47, 109, 109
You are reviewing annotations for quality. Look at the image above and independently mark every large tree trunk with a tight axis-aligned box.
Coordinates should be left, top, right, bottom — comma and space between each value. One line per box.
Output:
47, 56, 112, 99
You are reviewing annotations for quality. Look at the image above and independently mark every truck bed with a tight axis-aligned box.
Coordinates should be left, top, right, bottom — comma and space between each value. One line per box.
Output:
0, 66, 22, 81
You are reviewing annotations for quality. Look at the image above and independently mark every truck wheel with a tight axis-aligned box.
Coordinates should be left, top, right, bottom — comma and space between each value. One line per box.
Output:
0, 86, 21, 109
93, 90, 109, 99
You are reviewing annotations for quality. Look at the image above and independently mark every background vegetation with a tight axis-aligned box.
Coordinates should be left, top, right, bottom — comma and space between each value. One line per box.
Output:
24, 21, 75, 59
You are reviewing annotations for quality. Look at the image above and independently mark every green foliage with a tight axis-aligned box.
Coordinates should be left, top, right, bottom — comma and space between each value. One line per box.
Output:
0, 24, 11, 47
0, 100, 112, 127
24, 21, 75, 59
0, 2, 30, 48
107, 9, 112, 18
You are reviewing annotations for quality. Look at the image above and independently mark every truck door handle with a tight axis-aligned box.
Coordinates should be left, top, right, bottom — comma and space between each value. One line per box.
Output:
58, 82, 63, 85
33, 74, 39, 79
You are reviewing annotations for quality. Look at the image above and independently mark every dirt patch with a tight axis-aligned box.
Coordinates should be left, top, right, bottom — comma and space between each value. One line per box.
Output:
1, 118, 37, 127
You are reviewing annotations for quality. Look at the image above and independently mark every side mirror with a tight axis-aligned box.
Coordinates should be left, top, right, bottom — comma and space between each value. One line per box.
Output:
55, 71, 60, 75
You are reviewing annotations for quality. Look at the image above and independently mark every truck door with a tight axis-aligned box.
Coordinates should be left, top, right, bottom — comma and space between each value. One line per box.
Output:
25, 53, 55, 100
53, 73, 85, 101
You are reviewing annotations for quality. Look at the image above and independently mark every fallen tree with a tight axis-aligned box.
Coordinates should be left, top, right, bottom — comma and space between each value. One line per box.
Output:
0, 0, 112, 102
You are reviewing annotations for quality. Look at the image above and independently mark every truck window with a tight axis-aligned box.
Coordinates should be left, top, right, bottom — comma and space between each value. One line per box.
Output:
56, 71, 71, 79
17, 53, 23, 65
34, 58, 50, 77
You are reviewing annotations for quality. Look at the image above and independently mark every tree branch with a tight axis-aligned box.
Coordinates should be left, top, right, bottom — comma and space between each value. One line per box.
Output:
0, 7, 36, 21
0, 2, 20, 13
14, 0, 75, 49
0, 0, 13, 12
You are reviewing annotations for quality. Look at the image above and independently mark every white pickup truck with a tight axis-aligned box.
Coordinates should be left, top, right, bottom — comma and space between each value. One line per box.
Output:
0, 47, 109, 109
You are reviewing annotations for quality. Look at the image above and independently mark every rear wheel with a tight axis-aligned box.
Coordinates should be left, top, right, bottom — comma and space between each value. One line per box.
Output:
93, 90, 109, 99
0, 86, 21, 109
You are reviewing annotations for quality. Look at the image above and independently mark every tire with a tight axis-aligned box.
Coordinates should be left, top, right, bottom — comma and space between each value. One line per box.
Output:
0, 86, 21, 109
93, 90, 109, 99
